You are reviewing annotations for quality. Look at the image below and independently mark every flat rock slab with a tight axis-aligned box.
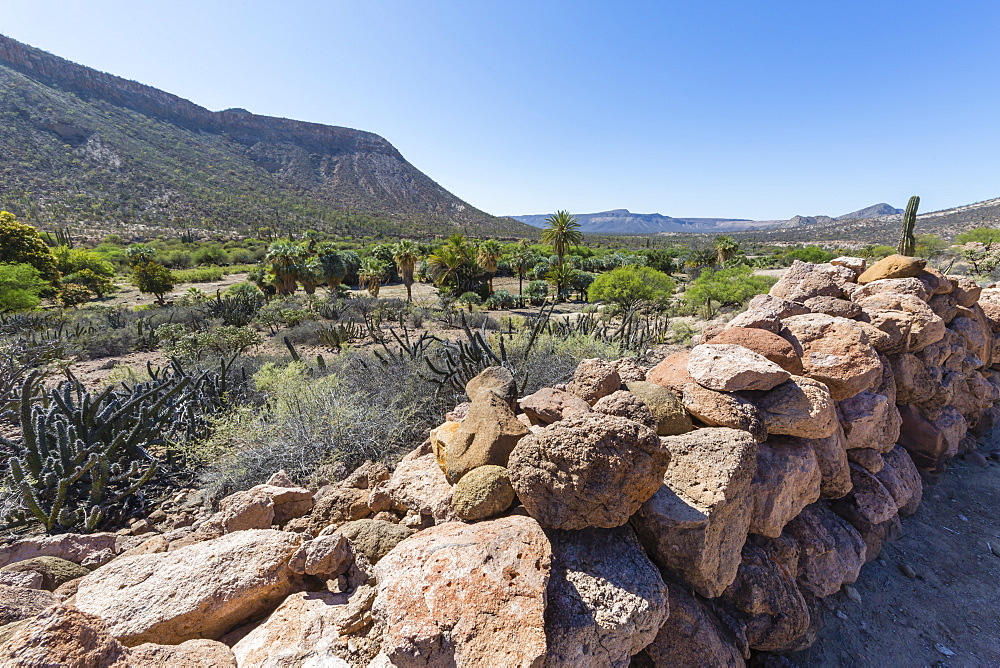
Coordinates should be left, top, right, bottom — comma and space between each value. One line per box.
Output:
688, 344, 791, 392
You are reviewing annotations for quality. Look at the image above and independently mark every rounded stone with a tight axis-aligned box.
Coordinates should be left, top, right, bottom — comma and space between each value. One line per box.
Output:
450, 465, 516, 521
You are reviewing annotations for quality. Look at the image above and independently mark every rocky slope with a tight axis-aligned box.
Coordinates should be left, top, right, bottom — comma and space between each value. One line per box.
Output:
0, 34, 532, 238
0, 255, 997, 665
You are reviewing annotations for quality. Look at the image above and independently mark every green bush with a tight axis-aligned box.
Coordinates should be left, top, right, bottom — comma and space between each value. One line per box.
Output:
458, 291, 483, 307
156, 324, 262, 362
132, 261, 176, 304
782, 246, 835, 264
64, 268, 115, 298
0, 263, 48, 311
193, 245, 229, 266
0, 212, 60, 283
56, 283, 95, 307
684, 267, 777, 317
956, 227, 1000, 245
173, 266, 224, 283
588, 266, 676, 311
485, 289, 517, 310
52, 247, 116, 279
525, 280, 549, 305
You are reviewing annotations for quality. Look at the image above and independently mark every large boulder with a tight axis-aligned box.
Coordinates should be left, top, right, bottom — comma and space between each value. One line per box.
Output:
0, 533, 117, 570
856, 293, 946, 353
0, 605, 130, 667
508, 413, 667, 530
446, 390, 529, 483
681, 383, 767, 443
876, 446, 923, 516
632, 428, 758, 598
465, 365, 516, 404
687, 344, 791, 392
748, 375, 838, 439
386, 448, 457, 523
545, 526, 669, 668
0, 556, 89, 592
644, 580, 747, 667
372, 516, 550, 667
518, 387, 591, 424
749, 439, 821, 538
625, 380, 694, 435
837, 390, 900, 453
807, 426, 853, 498
593, 390, 658, 430
130, 639, 237, 667
896, 404, 949, 469
75, 529, 303, 646
450, 465, 516, 520
231, 588, 378, 667
780, 313, 883, 401
704, 326, 804, 375
721, 536, 811, 652
785, 503, 866, 598
646, 351, 696, 393
567, 358, 622, 405
769, 260, 851, 302
834, 464, 898, 526
856, 254, 926, 284
0, 584, 57, 626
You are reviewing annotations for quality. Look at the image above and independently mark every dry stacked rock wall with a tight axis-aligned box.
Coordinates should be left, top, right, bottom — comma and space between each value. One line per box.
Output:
0, 254, 996, 666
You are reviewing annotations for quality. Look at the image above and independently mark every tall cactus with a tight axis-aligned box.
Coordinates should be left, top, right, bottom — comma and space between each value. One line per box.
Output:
897, 195, 920, 256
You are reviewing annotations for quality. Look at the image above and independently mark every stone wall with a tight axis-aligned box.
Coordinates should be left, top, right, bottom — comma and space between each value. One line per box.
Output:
0, 254, 996, 666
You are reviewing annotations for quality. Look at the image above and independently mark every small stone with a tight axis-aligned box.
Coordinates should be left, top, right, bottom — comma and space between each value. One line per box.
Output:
518, 387, 591, 424
566, 358, 622, 405
450, 465, 516, 520
843, 584, 862, 604
625, 380, 694, 435
898, 562, 916, 578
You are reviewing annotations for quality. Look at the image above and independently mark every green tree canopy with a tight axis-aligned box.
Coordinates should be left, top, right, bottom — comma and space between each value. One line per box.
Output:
0, 263, 48, 311
588, 266, 677, 311
956, 227, 1000, 245
132, 261, 175, 305
0, 212, 59, 283
684, 266, 776, 317
541, 211, 583, 268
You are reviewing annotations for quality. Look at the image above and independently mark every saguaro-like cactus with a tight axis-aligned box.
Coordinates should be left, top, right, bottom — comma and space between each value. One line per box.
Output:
897, 195, 920, 256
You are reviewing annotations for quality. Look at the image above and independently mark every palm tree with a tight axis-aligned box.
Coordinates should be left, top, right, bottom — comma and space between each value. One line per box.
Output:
359, 257, 389, 297
316, 245, 346, 290
541, 211, 584, 273
511, 241, 536, 296
393, 239, 421, 301
713, 235, 740, 266
477, 239, 504, 295
264, 240, 305, 295
427, 245, 467, 292
296, 256, 323, 295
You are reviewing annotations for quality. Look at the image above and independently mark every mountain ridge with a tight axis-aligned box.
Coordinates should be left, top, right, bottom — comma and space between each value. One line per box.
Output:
0, 34, 533, 238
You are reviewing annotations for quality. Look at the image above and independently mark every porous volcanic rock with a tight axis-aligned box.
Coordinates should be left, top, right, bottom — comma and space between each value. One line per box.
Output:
129, 639, 237, 667
288, 534, 354, 577
465, 365, 517, 404
0, 605, 130, 667
330, 519, 414, 564
830, 256, 866, 276
508, 413, 667, 530
544, 525, 669, 668
681, 383, 767, 442
0, 584, 57, 626
837, 390, 900, 453
704, 326, 804, 375
847, 448, 885, 473
948, 274, 982, 307
645, 579, 747, 667
748, 375, 838, 439
749, 440, 821, 538
446, 390, 529, 483
567, 358, 623, 405
857, 293, 946, 353
450, 465, 516, 521
385, 447, 457, 523
803, 295, 862, 319
646, 351, 696, 393
632, 428, 758, 598
688, 344, 791, 392
0, 556, 89, 592
835, 464, 898, 526
372, 515, 550, 667
75, 529, 303, 646
851, 277, 930, 302
876, 446, 923, 516
857, 255, 926, 284
785, 503, 866, 598
0, 533, 117, 570
769, 260, 850, 302
518, 387, 591, 424
593, 390, 658, 430
625, 380, 694, 435
780, 313, 883, 401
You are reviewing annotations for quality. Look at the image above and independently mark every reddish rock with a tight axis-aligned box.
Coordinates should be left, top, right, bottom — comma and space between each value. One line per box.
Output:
518, 387, 591, 424
372, 516, 551, 667
0, 605, 130, 667
129, 639, 237, 667
857, 255, 926, 284
769, 261, 851, 302
806, 426, 853, 499
749, 439, 821, 538
803, 295, 862, 319
567, 358, 623, 405
446, 390, 529, 483
785, 504, 866, 598
780, 313, 883, 401
705, 326, 804, 375
749, 375, 838, 439
646, 351, 695, 393
386, 449, 457, 524
593, 390, 658, 430
896, 404, 949, 469
645, 579, 747, 667
688, 344, 791, 392
681, 383, 767, 442
947, 274, 982, 307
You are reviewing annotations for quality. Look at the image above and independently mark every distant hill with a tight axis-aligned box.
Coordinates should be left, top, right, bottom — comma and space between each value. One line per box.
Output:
0, 34, 533, 239
513, 203, 900, 235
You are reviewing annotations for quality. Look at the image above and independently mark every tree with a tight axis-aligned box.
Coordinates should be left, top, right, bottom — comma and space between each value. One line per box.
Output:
359, 257, 389, 297
56, 283, 95, 307
316, 245, 347, 290
295, 256, 323, 295
684, 267, 776, 317
132, 261, 175, 305
545, 262, 580, 300
264, 240, 306, 295
428, 234, 477, 293
53, 246, 115, 279
510, 241, 536, 296
124, 244, 156, 266
713, 236, 740, 265
956, 227, 1000, 245
393, 239, 421, 301
0, 212, 60, 283
65, 269, 115, 298
477, 239, 504, 294
915, 234, 948, 260
541, 211, 584, 272
0, 263, 48, 311
588, 266, 676, 312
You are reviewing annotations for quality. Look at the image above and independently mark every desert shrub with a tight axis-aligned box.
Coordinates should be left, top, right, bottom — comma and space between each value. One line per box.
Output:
684, 267, 777, 317
225, 281, 261, 297
173, 266, 224, 283
671, 319, 696, 344
193, 245, 229, 266
956, 227, 1000, 245
588, 266, 676, 311
0, 213, 60, 283
132, 261, 175, 304
500, 331, 625, 393
159, 250, 194, 269
56, 283, 95, 307
525, 280, 549, 304
282, 320, 330, 346
485, 289, 516, 310
156, 324, 262, 362
782, 246, 835, 264
0, 263, 48, 311
64, 269, 115, 298
458, 291, 483, 308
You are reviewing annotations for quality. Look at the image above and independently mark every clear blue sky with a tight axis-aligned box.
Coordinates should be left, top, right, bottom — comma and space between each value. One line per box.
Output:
3, 1, 998, 220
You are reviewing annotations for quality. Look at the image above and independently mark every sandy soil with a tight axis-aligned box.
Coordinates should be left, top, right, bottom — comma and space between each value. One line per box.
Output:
785, 454, 1000, 667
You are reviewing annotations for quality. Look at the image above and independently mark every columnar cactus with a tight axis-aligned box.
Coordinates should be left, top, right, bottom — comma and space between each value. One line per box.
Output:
897, 195, 920, 256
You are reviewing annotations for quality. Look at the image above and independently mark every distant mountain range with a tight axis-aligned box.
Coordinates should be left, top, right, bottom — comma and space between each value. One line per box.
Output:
0, 34, 533, 238
513, 203, 904, 235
